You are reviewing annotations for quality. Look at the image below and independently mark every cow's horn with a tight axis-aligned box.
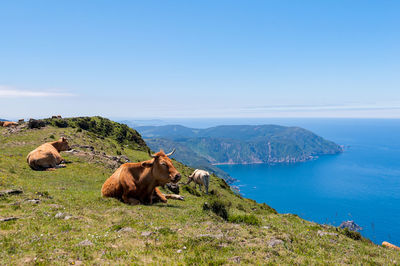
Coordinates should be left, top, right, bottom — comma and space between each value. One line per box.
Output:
166, 148, 176, 157
148, 149, 157, 158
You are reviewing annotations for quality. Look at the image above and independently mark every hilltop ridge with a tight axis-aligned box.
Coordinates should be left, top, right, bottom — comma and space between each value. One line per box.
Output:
0, 117, 398, 264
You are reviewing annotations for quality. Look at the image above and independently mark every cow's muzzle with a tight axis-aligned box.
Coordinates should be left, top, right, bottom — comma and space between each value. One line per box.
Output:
171, 173, 181, 183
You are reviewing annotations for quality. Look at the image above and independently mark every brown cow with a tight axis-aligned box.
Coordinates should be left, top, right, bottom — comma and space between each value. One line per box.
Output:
101, 149, 184, 205
1, 121, 18, 127
382, 241, 400, 251
27, 137, 71, 170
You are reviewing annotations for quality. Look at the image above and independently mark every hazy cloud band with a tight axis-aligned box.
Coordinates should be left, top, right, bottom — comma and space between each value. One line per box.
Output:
0, 86, 76, 98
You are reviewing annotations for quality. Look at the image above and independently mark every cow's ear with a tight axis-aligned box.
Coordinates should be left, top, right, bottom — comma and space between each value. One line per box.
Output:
141, 161, 153, 168
60, 137, 66, 142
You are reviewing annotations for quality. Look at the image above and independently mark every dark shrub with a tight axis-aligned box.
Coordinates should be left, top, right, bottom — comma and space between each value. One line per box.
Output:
203, 199, 229, 221
28, 119, 45, 129
342, 228, 362, 241
53, 119, 68, 128
77, 118, 90, 130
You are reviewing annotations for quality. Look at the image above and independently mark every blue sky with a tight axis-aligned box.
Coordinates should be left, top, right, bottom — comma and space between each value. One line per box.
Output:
0, 0, 399, 119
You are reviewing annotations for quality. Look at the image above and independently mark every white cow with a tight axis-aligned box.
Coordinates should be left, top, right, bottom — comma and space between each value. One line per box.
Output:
186, 169, 210, 194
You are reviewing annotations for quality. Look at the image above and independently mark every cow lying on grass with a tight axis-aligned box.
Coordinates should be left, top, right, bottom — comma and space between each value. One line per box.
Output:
187, 169, 210, 194
0, 121, 18, 127
27, 137, 71, 170
101, 149, 184, 205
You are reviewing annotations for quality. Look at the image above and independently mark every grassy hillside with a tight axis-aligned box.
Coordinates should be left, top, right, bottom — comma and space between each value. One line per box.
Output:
0, 118, 399, 264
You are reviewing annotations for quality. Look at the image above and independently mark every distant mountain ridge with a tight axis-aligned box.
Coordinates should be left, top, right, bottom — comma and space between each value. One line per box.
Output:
137, 125, 343, 178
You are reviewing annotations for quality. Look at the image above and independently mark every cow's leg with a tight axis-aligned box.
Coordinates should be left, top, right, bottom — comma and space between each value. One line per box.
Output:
126, 198, 140, 205
122, 193, 140, 205
58, 158, 69, 165
165, 194, 184, 200
153, 187, 167, 203
42, 157, 58, 171
120, 171, 139, 205
205, 176, 209, 194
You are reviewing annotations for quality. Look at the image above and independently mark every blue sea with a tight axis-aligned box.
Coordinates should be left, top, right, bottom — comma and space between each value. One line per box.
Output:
131, 117, 400, 245
213, 119, 400, 245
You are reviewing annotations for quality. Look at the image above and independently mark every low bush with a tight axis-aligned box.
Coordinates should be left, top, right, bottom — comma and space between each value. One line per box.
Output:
53, 119, 68, 128
28, 119, 45, 129
203, 199, 229, 221
43, 116, 147, 150
342, 228, 362, 241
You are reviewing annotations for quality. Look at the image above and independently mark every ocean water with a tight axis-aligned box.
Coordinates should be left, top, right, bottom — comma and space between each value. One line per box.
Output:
215, 119, 400, 245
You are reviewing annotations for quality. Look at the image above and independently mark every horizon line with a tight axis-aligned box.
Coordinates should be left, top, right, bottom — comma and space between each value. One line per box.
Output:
3, 115, 400, 121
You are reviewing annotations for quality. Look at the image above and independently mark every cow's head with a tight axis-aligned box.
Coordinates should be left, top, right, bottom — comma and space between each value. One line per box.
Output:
142, 149, 181, 185
54, 137, 71, 151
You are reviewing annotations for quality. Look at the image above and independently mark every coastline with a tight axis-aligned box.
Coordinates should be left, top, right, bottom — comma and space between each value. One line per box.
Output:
212, 157, 319, 166
212, 151, 345, 166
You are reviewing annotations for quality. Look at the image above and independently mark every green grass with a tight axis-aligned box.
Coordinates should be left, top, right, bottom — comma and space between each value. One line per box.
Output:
0, 121, 400, 265
228, 214, 261, 226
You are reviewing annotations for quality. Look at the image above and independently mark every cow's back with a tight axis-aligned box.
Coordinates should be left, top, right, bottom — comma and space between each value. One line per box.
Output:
3, 121, 17, 127
27, 143, 60, 169
193, 170, 208, 185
